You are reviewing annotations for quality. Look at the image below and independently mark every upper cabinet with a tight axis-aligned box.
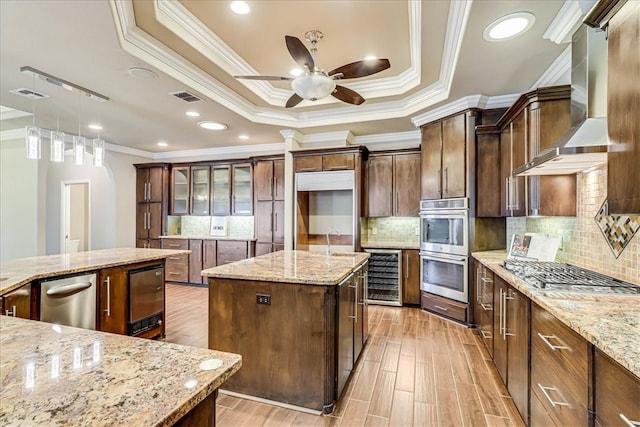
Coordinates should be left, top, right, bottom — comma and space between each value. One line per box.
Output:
254, 158, 285, 202
171, 166, 190, 215
421, 113, 468, 200
211, 164, 231, 216
232, 163, 253, 215
294, 152, 356, 173
367, 150, 420, 217
190, 166, 210, 215
603, 0, 640, 214
135, 163, 170, 248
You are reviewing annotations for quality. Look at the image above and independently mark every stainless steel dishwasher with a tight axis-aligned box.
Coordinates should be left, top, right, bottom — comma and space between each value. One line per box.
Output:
40, 273, 97, 329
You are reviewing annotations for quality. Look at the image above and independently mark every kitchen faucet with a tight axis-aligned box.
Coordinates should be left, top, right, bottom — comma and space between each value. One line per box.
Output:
326, 228, 340, 255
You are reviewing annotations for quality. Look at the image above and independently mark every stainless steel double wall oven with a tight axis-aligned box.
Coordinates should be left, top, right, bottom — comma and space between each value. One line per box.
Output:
419, 198, 469, 303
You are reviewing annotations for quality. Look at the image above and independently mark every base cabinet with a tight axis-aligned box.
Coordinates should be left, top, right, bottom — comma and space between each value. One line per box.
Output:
0, 284, 32, 319
421, 291, 468, 323
98, 266, 128, 335
473, 260, 494, 357
594, 349, 640, 427
402, 249, 420, 305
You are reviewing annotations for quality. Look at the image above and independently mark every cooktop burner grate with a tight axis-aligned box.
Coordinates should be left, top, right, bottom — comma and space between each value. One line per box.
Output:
502, 260, 639, 295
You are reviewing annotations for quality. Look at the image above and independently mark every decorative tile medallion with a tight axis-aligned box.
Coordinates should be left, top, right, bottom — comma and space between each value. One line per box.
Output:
594, 200, 640, 258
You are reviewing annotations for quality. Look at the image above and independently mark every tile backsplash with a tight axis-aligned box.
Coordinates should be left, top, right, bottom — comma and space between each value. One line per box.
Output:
362, 217, 420, 245
168, 215, 254, 239
506, 166, 639, 284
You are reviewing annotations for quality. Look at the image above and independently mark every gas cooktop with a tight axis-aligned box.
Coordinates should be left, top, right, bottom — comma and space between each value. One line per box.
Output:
502, 260, 640, 295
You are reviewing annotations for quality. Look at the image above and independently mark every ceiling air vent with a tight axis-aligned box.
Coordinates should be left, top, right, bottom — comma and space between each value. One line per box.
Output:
169, 90, 202, 103
9, 88, 49, 100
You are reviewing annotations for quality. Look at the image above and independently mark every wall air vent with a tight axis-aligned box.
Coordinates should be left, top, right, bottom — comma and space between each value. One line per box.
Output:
169, 90, 202, 103
9, 88, 49, 100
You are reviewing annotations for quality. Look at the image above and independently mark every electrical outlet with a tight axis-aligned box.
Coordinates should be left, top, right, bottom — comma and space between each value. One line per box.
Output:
372, 227, 377, 235
256, 293, 271, 305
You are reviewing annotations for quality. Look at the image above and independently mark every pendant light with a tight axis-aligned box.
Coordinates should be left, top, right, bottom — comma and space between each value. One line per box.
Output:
73, 135, 86, 165
50, 87, 65, 162
92, 137, 105, 167
25, 75, 41, 159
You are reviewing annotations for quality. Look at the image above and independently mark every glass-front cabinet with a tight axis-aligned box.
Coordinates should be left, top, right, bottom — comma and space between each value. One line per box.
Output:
211, 165, 231, 216
190, 166, 210, 215
232, 164, 252, 215
171, 166, 190, 215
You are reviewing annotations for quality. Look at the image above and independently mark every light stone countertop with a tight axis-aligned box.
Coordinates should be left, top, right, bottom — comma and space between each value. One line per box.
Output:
473, 250, 640, 378
361, 241, 420, 250
202, 250, 370, 285
0, 316, 241, 426
0, 248, 191, 296
161, 235, 257, 241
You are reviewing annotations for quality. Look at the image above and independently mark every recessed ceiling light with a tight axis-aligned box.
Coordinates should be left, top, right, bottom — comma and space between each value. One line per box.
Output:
198, 121, 228, 130
127, 67, 158, 80
230, 1, 250, 15
290, 68, 303, 77
238, 134, 249, 140
88, 124, 102, 130
157, 142, 168, 147
483, 12, 535, 41
186, 111, 200, 117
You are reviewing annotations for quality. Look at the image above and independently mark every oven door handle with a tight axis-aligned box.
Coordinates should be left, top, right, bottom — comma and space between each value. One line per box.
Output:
420, 253, 467, 263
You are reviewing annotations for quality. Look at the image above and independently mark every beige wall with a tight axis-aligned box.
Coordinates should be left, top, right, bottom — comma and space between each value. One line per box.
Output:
507, 166, 639, 283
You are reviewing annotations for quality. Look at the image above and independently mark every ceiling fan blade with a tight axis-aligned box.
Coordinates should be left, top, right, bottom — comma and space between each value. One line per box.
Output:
285, 93, 304, 108
332, 85, 365, 105
328, 58, 390, 79
285, 35, 315, 71
234, 75, 294, 81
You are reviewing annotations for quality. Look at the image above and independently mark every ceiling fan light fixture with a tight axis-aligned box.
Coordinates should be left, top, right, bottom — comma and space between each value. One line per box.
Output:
483, 12, 535, 41
291, 74, 336, 101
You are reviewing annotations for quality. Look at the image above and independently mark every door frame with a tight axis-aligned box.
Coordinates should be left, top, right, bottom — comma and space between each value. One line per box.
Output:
60, 179, 91, 254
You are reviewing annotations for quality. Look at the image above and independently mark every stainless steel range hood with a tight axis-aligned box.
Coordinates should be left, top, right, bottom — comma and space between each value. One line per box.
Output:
514, 24, 609, 176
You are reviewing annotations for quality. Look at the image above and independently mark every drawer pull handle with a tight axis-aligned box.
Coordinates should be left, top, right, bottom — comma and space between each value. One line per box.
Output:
480, 330, 492, 339
298, 167, 317, 172
434, 305, 448, 311
168, 257, 182, 260
480, 303, 492, 311
538, 384, 570, 407
169, 272, 182, 276
537, 333, 571, 351
619, 413, 640, 427
480, 277, 493, 283
168, 244, 181, 248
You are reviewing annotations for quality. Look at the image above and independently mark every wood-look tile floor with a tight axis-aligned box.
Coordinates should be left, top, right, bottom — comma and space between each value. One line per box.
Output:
165, 283, 525, 427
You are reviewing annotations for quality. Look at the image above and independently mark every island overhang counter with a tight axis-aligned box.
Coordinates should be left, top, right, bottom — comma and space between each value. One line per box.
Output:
202, 250, 370, 413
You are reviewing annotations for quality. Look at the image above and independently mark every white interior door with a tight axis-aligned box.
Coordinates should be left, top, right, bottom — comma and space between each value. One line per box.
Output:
61, 181, 90, 254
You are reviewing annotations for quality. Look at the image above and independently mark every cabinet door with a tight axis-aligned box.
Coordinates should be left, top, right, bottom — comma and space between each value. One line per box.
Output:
294, 156, 322, 173
217, 240, 249, 265
189, 239, 203, 284
367, 155, 393, 217
1, 285, 31, 319
254, 161, 274, 202
402, 249, 421, 305
98, 266, 128, 334
594, 348, 640, 427
255, 201, 274, 242
255, 242, 274, 256
511, 112, 527, 216
148, 202, 163, 239
211, 165, 231, 216
606, 1, 640, 214
190, 166, 210, 215
505, 286, 530, 423
136, 204, 149, 239
337, 274, 355, 398
476, 263, 494, 357
421, 121, 443, 200
499, 129, 512, 217
476, 133, 502, 217
273, 159, 285, 201
232, 164, 252, 215
493, 277, 508, 384
171, 166, 190, 215
394, 153, 421, 216
147, 166, 165, 203
136, 168, 149, 202
323, 153, 355, 171
202, 240, 217, 284
441, 114, 466, 198
273, 200, 284, 244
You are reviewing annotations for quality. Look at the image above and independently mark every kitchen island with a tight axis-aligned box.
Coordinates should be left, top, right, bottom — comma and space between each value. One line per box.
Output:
203, 250, 370, 413
0, 316, 241, 426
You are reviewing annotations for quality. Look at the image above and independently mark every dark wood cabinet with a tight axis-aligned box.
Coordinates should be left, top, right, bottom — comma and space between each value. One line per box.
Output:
98, 266, 128, 335
171, 166, 190, 215
473, 259, 494, 357
402, 249, 420, 305
254, 158, 285, 255
232, 163, 252, 215
162, 238, 189, 283
1, 284, 32, 319
211, 164, 231, 216
217, 240, 255, 266
493, 275, 529, 424
188, 239, 203, 284
367, 151, 420, 217
606, 0, 640, 214
202, 240, 217, 283
476, 131, 502, 217
421, 113, 467, 200
421, 291, 467, 323
594, 348, 640, 427
190, 166, 210, 215
135, 164, 169, 248
530, 303, 589, 427
499, 112, 527, 217
294, 152, 357, 173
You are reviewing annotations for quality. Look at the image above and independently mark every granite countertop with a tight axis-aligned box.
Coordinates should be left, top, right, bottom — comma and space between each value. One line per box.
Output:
361, 241, 420, 250
0, 316, 241, 426
160, 235, 257, 241
202, 250, 370, 285
472, 250, 640, 378
0, 248, 191, 296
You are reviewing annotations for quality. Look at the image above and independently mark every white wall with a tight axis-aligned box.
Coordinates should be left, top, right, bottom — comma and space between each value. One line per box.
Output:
0, 130, 151, 259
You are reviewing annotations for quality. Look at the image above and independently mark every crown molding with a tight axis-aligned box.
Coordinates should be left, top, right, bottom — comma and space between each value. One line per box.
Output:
354, 130, 421, 151
543, 0, 587, 44
528, 45, 571, 90
153, 142, 285, 161
0, 128, 26, 141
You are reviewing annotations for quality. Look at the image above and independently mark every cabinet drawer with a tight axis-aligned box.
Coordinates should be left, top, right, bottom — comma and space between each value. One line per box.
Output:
161, 239, 189, 250
421, 292, 467, 323
323, 153, 355, 171
165, 254, 189, 282
531, 303, 589, 426
294, 156, 323, 173
594, 348, 640, 427
217, 240, 249, 265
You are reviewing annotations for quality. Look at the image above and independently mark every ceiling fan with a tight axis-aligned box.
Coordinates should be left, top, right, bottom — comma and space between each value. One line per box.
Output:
234, 30, 390, 108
